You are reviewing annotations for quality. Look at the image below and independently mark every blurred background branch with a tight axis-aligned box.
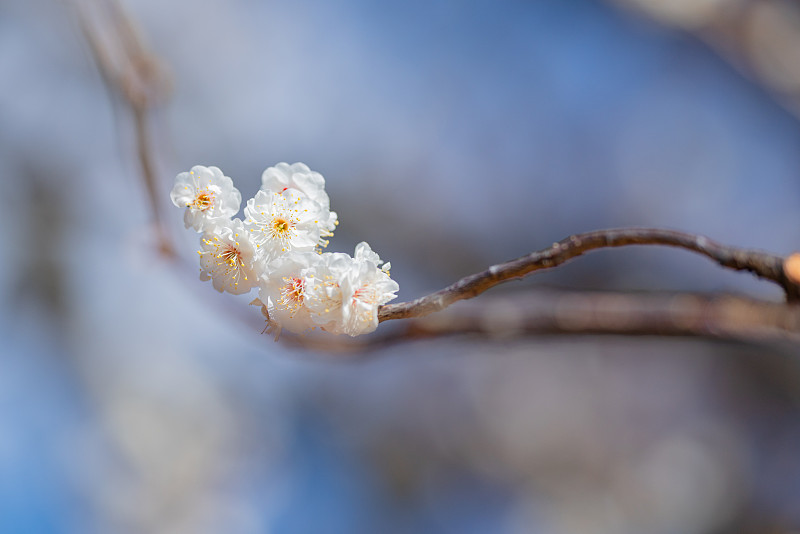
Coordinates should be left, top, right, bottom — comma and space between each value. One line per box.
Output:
612, 0, 800, 116
285, 291, 800, 355
73, 0, 173, 256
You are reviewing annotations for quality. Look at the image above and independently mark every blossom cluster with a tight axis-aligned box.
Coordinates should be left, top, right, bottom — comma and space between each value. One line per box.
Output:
170, 163, 398, 337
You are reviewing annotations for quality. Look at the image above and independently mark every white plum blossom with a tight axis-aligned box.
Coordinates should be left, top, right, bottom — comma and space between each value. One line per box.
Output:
171, 165, 241, 232
334, 242, 398, 336
258, 245, 398, 337
244, 188, 327, 262
257, 252, 324, 335
260, 162, 338, 240
198, 219, 259, 295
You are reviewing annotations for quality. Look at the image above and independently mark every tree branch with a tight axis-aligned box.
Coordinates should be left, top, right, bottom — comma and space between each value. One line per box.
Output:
379, 228, 800, 322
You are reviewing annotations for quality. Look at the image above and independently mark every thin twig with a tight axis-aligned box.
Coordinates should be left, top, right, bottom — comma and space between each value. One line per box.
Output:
379, 228, 800, 322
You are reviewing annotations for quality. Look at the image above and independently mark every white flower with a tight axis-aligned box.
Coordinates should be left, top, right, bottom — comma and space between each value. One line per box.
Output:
336, 243, 398, 336
305, 243, 398, 337
260, 162, 338, 239
261, 162, 328, 208
171, 165, 241, 232
244, 188, 328, 263
257, 252, 324, 335
259, 244, 398, 337
198, 219, 259, 295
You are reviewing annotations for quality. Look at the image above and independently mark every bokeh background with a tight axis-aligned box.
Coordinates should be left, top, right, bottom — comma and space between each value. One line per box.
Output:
3, 0, 800, 532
